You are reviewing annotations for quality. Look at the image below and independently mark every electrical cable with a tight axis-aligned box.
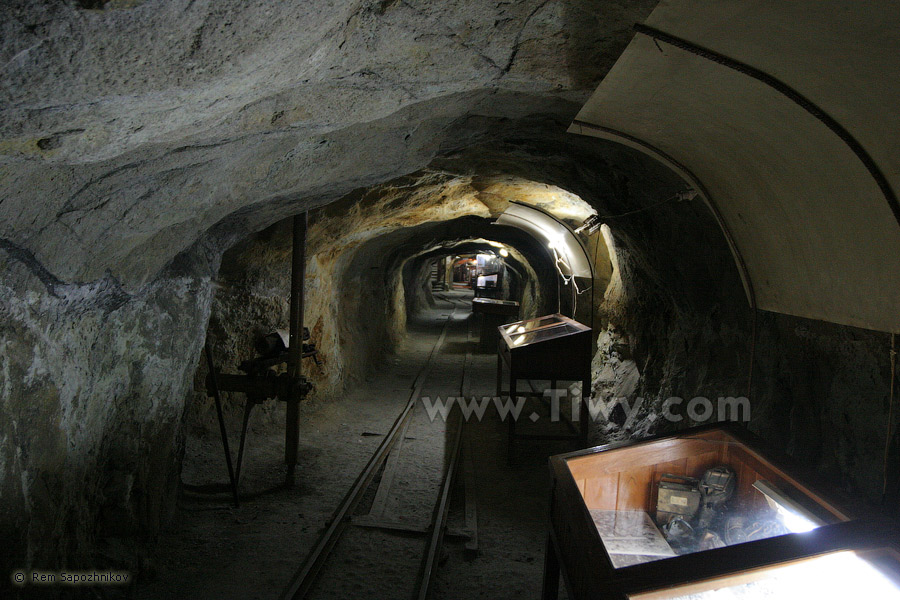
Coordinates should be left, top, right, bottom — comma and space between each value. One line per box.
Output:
591, 230, 604, 331
573, 273, 577, 320
549, 244, 593, 320
632, 23, 900, 231
597, 192, 684, 221
884, 333, 897, 504
747, 307, 757, 405
556, 260, 561, 315
575, 191, 696, 236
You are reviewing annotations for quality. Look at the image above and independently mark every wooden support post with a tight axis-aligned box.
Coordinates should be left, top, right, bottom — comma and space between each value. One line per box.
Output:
285, 212, 308, 488
204, 341, 240, 507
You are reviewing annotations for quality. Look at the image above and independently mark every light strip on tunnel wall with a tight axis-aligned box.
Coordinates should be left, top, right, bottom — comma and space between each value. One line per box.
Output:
494, 203, 592, 279
494, 201, 595, 327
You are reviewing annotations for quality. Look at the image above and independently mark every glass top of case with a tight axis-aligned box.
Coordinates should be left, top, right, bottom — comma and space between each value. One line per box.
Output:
507, 322, 583, 347
628, 548, 900, 599
472, 298, 519, 306
563, 430, 845, 570
502, 314, 565, 334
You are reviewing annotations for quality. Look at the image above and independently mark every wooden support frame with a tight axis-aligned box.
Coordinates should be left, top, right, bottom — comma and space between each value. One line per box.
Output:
285, 212, 308, 488
496, 314, 592, 456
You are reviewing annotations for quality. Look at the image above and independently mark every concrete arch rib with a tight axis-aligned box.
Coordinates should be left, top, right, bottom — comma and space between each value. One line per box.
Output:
568, 1, 900, 333
569, 120, 756, 311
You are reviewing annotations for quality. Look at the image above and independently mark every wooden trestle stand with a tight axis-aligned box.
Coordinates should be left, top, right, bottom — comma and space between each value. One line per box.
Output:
204, 212, 313, 504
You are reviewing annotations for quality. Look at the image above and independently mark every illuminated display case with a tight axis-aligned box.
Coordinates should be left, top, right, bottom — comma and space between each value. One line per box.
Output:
498, 314, 591, 382
542, 424, 900, 600
496, 314, 592, 449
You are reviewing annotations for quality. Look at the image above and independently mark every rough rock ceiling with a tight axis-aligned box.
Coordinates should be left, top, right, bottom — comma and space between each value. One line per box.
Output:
0, 0, 656, 288
570, 0, 900, 332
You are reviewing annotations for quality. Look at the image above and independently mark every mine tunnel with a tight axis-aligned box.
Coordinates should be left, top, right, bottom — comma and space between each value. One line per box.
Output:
2, 1, 900, 599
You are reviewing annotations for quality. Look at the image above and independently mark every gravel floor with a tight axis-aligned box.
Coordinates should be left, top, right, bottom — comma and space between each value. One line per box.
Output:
136, 292, 577, 599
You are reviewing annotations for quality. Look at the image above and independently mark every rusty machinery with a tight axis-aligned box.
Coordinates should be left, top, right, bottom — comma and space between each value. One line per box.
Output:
203, 212, 315, 505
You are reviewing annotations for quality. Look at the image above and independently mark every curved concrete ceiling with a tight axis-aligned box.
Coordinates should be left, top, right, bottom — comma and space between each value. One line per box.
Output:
569, 0, 900, 333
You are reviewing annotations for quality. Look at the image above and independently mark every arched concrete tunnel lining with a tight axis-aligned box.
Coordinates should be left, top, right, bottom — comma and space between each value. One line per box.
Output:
571, 0, 900, 333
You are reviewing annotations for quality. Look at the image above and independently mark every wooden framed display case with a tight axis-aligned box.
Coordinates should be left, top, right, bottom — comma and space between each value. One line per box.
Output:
542, 423, 900, 600
496, 314, 592, 451
472, 298, 520, 351
472, 297, 520, 317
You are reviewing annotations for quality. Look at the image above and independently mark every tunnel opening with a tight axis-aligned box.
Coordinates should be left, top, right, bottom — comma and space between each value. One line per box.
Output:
180, 176, 610, 504
172, 171, 623, 599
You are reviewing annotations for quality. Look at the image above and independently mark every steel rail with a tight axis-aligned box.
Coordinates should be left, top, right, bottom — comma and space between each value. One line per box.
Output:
279, 302, 460, 600
414, 293, 476, 600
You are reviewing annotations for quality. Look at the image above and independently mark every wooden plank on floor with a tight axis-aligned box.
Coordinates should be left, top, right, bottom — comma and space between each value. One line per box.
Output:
366, 415, 413, 518
350, 515, 430, 534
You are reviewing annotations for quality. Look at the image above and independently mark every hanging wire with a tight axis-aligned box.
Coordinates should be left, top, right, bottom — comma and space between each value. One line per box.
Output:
550, 243, 593, 321
551, 246, 591, 295
600, 192, 684, 220
575, 190, 697, 236
884, 332, 897, 504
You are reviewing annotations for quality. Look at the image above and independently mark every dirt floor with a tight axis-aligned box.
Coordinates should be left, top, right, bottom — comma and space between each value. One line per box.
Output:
136, 291, 580, 599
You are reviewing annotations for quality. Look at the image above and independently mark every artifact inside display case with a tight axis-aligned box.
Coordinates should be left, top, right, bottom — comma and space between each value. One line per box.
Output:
563, 426, 844, 567
543, 424, 900, 600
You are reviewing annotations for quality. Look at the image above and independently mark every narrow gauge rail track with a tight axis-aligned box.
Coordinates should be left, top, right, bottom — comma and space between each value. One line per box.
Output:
280, 294, 475, 600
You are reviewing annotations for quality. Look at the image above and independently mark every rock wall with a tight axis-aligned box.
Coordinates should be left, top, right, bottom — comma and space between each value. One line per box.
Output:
0, 243, 215, 575
585, 187, 898, 510
189, 178, 563, 430
752, 314, 896, 503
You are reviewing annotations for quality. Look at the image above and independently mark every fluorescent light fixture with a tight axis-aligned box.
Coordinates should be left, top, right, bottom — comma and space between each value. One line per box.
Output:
494, 202, 592, 278
752, 480, 823, 533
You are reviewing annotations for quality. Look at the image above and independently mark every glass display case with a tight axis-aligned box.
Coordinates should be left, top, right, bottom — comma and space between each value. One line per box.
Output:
496, 314, 592, 450
472, 298, 520, 351
502, 314, 562, 334
542, 424, 900, 600
472, 297, 520, 317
